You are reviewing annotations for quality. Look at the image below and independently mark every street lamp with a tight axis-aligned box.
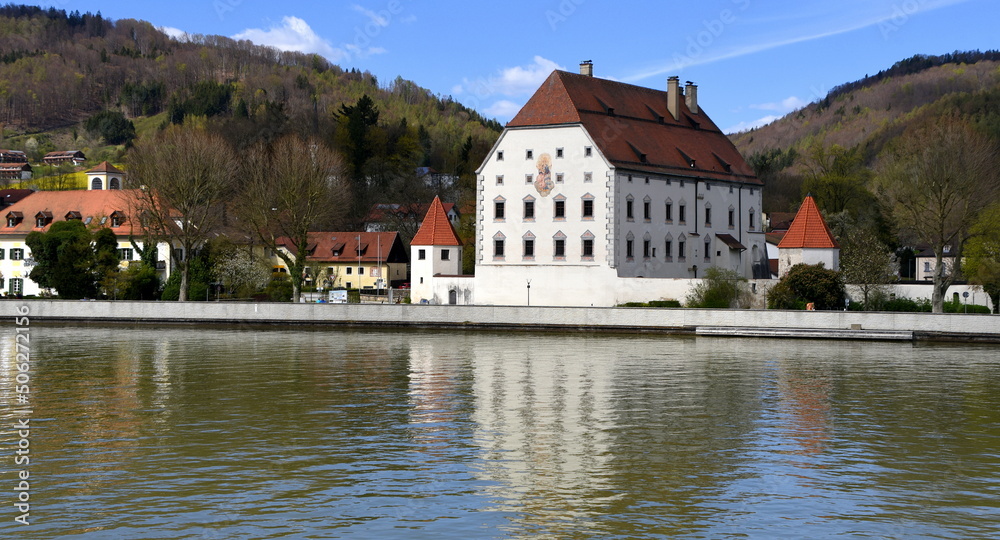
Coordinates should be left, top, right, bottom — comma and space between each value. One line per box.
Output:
526, 279, 531, 306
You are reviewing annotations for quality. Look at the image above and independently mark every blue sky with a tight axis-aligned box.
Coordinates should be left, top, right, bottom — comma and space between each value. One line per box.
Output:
38, 0, 999, 133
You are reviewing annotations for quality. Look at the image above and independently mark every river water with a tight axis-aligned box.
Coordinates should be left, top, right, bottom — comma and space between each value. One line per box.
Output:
2, 325, 999, 539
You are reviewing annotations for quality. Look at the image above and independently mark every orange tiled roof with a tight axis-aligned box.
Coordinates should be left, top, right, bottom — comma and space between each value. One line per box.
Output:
411, 196, 462, 246
777, 196, 839, 249
0, 189, 146, 235
507, 70, 759, 184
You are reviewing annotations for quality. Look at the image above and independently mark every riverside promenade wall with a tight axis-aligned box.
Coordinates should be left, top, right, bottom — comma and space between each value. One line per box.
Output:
7, 300, 1000, 343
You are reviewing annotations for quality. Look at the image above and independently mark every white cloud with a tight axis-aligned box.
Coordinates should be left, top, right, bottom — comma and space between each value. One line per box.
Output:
352, 4, 388, 27
724, 115, 780, 135
484, 100, 523, 118
751, 96, 808, 114
456, 56, 564, 98
234, 16, 345, 61
158, 26, 188, 41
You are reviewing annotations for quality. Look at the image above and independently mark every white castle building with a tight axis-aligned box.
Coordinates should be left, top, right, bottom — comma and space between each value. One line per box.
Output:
412, 63, 766, 307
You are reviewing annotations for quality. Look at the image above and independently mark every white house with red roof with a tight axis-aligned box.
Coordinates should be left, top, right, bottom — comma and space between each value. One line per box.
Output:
469, 63, 766, 306
410, 196, 472, 304
776, 195, 840, 277
272, 231, 408, 291
0, 189, 173, 296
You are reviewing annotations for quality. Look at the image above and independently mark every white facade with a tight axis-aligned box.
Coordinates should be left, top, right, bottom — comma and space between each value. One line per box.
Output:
410, 243, 464, 304
473, 126, 766, 307
778, 247, 840, 277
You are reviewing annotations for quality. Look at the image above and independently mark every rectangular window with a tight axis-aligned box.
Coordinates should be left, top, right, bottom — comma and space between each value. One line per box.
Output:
358, 267, 364, 275
418, 249, 426, 260
627, 174, 633, 183
441, 249, 450, 261
554, 200, 565, 219
10, 278, 22, 295
626, 200, 634, 220
117, 248, 134, 261
524, 239, 534, 258
643, 201, 651, 221
582, 199, 594, 219
665, 240, 672, 260
645, 177, 650, 184
494, 239, 505, 258
346, 282, 352, 289
524, 200, 535, 220
665, 203, 672, 222
679, 205, 686, 224
584, 146, 592, 157
582, 239, 594, 258
525, 174, 533, 184
554, 239, 565, 259
494, 201, 505, 220
0, 248, 5, 260
678, 241, 686, 261
497, 151, 504, 161
643, 240, 651, 258
11, 248, 23, 260
496, 175, 504, 185
556, 173, 564, 183
556, 148, 564, 158
705, 208, 712, 226
728, 209, 735, 228
584, 172, 593, 183
346, 267, 352, 275
526, 150, 533, 160
626, 240, 634, 259
749, 211, 755, 230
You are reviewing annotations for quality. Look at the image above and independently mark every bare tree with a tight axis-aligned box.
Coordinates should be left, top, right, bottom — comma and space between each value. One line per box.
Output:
126, 126, 238, 301
874, 115, 1000, 312
240, 134, 349, 302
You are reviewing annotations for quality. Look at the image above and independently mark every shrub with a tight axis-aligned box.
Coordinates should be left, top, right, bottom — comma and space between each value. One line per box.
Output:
686, 267, 751, 308
767, 263, 845, 310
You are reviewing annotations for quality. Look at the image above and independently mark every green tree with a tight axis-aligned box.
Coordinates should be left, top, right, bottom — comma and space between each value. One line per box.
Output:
964, 203, 1000, 313
874, 115, 1000, 312
25, 220, 118, 298
838, 226, 897, 309
802, 144, 875, 216
686, 267, 752, 308
84, 110, 136, 145
767, 263, 845, 310
240, 134, 349, 302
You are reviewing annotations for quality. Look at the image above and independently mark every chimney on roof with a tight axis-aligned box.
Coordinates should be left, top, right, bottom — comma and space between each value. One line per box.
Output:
685, 81, 699, 114
580, 60, 593, 77
667, 76, 681, 121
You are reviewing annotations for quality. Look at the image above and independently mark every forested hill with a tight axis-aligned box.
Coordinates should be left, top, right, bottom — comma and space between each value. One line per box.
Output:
729, 50, 1000, 213
0, 5, 500, 172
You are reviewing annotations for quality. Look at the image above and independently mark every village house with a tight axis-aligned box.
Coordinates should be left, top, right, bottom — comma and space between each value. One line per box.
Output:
273, 231, 409, 292
415, 63, 767, 306
0, 149, 27, 163
0, 189, 174, 296
43, 150, 87, 166
0, 162, 31, 181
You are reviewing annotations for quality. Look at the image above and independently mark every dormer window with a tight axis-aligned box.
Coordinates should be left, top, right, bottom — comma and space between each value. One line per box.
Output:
65, 211, 82, 221
6, 211, 22, 227
110, 211, 126, 227
331, 242, 345, 257
34, 211, 52, 228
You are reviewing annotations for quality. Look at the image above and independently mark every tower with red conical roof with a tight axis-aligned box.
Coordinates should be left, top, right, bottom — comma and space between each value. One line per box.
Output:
776, 195, 840, 277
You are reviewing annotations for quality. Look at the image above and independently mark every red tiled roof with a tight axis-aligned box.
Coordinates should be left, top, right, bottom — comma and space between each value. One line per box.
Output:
508, 71, 759, 184
777, 196, 840, 249
276, 231, 405, 263
411, 196, 462, 246
0, 189, 146, 235
86, 161, 125, 174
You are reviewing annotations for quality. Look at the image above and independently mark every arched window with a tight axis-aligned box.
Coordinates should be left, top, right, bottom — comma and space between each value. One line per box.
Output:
109, 177, 121, 190
91, 177, 103, 190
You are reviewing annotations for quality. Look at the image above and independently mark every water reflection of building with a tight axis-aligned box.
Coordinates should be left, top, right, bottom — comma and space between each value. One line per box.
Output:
465, 336, 618, 526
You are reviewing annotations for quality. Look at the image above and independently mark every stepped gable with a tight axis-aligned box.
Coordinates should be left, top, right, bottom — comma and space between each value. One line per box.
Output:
777, 195, 839, 249
508, 70, 759, 184
411, 196, 461, 246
